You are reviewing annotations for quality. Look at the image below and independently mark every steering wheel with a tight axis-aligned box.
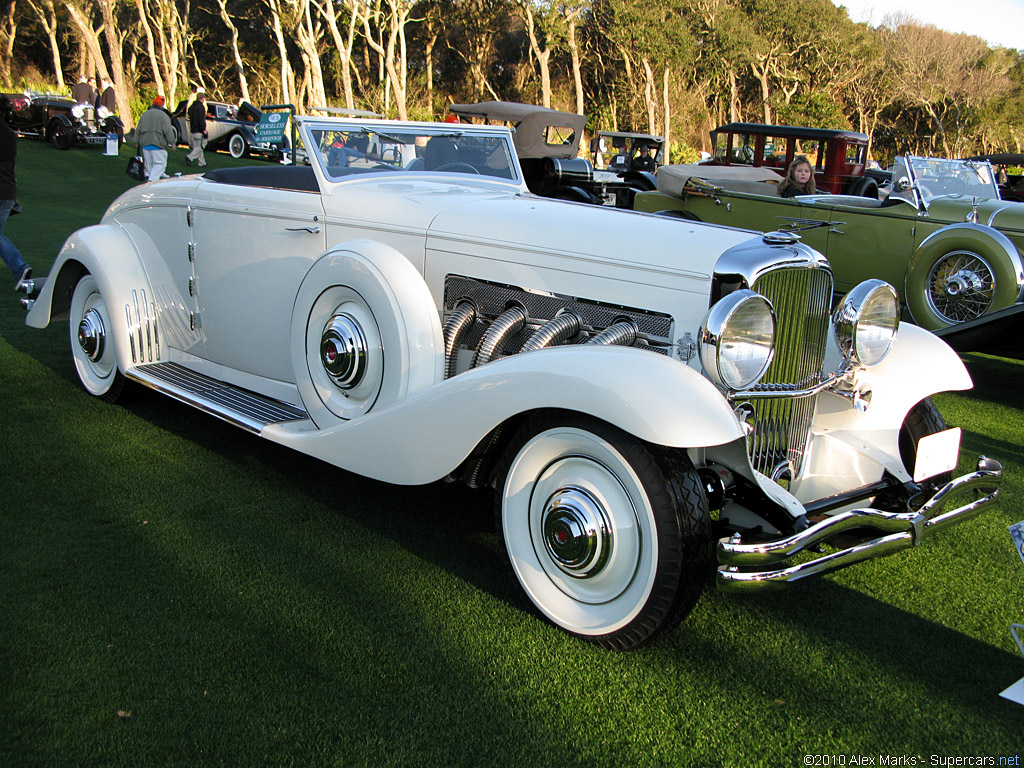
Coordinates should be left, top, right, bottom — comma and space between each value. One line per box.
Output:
434, 162, 479, 174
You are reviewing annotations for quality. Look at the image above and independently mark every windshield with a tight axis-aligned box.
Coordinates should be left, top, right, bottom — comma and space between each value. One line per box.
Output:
889, 156, 999, 207
305, 124, 518, 183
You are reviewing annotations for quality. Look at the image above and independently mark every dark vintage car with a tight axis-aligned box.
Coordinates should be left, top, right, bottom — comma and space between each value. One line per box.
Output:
706, 122, 885, 197
968, 153, 1024, 202
0, 92, 123, 150
171, 99, 287, 160
448, 101, 657, 209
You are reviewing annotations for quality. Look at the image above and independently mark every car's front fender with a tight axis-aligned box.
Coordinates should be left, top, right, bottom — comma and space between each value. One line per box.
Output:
26, 224, 151, 374
263, 345, 745, 484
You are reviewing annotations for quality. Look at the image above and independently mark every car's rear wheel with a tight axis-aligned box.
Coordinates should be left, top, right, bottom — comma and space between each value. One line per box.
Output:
228, 132, 248, 159
48, 119, 72, 150
494, 411, 711, 650
70, 274, 128, 403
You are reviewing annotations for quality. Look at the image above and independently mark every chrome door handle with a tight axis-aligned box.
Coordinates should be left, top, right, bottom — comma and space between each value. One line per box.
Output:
828, 227, 845, 234
286, 225, 321, 234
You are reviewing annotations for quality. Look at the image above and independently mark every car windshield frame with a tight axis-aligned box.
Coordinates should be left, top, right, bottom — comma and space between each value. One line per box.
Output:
297, 117, 524, 187
889, 155, 1000, 209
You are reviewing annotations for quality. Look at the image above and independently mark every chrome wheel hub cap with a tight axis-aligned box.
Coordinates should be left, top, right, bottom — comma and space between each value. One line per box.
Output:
542, 486, 612, 579
320, 312, 367, 389
77, 308, 105, 362
927, 251, 995, 323
944, 269, 983, 298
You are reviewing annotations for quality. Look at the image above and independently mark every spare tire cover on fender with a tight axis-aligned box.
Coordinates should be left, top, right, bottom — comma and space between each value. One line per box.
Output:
904, 222, 1024, 331
291, 240, 444, 427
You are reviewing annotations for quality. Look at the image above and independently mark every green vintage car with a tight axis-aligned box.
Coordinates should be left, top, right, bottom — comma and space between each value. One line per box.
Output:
634, 156, 1024, 349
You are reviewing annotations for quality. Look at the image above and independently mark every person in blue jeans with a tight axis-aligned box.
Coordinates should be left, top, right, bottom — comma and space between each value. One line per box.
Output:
0, 117, 31, 291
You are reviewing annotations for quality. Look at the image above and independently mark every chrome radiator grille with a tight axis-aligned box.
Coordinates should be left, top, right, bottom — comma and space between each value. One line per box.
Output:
745, 266, 833, 479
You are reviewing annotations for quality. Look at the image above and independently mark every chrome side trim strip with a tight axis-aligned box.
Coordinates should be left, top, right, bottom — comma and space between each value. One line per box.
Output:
716, 457, 1002, 591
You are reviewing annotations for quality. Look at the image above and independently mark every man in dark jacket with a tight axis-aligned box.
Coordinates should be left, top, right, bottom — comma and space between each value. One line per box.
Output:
0, 117, 32, 290
185, 88, 207, 167
71, 75, 95, 105
98, 78, 116, 113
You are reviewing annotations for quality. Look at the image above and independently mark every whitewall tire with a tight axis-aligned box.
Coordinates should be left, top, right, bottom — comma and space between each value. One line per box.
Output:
70, 274, 127, 403
495, 411, 711, 650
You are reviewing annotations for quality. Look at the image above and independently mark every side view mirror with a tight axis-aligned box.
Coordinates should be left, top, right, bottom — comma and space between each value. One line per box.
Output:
896, 177, 914, 192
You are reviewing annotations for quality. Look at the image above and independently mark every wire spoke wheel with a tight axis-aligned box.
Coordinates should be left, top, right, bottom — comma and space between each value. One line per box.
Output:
925, 250, 996, 324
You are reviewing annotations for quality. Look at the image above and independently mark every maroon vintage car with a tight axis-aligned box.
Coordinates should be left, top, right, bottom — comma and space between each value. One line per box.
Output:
706, 122, 884, 197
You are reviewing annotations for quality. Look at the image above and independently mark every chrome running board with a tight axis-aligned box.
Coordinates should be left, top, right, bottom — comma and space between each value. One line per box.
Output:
127, 362, 308, 434
716, 456, 1002, 591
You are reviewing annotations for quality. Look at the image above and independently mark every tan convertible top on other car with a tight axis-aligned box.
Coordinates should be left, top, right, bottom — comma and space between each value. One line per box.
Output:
657, 164, 783, 197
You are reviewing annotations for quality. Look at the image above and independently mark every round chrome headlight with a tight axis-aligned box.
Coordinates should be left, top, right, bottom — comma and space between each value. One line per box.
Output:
71, 104, 85, 118
833, 279, 899, 366
97, 105, 112, 119
699, 289, 776, 390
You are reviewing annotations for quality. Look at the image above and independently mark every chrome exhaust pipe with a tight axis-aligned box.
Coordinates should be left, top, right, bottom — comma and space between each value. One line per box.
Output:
586, 319, 639, 347
442, 299, 477, 379
473, 305, 527, 367
520, 310, 582, 352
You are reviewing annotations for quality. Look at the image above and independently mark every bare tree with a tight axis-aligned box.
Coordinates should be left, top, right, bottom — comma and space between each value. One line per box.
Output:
265, 0, 295, 105
0, 0, 18, 85
316, 0, 358, 109
215, 0, 250, 102
26, 0, 64, 88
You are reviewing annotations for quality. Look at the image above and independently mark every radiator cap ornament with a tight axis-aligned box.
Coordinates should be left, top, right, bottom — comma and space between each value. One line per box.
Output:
762, 231, 801, 245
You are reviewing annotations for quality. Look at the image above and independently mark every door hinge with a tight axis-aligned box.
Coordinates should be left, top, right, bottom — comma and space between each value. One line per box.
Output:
188, 277, 194, 296
187, 207, 193, 227
188, 242, 194, 262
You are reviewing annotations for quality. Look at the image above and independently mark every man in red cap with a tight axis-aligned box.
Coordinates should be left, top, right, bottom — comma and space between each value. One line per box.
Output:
134, 95, 176, 182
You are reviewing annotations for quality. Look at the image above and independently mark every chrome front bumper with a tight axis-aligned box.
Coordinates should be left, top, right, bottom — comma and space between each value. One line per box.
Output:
717, 457, 1002, 591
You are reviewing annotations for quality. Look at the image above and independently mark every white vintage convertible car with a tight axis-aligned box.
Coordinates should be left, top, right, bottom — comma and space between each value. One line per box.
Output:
22, 117, 1002, 650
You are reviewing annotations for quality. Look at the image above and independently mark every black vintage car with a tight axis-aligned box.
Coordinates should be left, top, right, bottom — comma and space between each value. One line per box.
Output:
0, 92, 123, 150
171, 99, 287, 160
448, 101, 658, 209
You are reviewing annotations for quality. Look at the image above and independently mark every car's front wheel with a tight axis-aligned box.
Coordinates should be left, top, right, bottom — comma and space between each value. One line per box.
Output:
70, 274, 127, 403
494, 411, 711, 650
899, 398, 953, 485
48, 119, 72, 150
228, 132, 248, 159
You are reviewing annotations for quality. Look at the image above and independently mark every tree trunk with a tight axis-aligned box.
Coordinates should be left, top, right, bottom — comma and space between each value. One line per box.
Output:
295, 0, 327, 109
521, 2, 552, 109
751, 60, 772, 124
265, 0, 293, 105
27, 0, 64, 89
215, 0, 250, 103
65, 3, 112, 83
663, 64, 670, 164
566, 13, 583, 115
0, 1, 18, 85
136, 0, 164, 97
97, 0, 133, 127
641, 56, 656, 135
317, 0, 356, 109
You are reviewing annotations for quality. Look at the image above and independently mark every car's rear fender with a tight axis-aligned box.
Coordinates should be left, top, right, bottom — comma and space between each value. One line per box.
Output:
26, 224, 153, 373
263, 345, 745, 485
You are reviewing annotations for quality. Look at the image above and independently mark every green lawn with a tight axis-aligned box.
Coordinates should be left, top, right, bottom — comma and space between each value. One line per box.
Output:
1, 138, 1022, 767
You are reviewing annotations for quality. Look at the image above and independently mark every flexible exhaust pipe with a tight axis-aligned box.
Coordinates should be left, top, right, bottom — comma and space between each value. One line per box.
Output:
586, 319, 639, 347
442, 299, 477, 379
473, 305, 527, 367
520, 310, 582, 352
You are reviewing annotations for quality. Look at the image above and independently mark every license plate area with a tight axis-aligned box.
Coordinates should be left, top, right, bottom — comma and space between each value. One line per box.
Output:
913, 427, 961, 482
